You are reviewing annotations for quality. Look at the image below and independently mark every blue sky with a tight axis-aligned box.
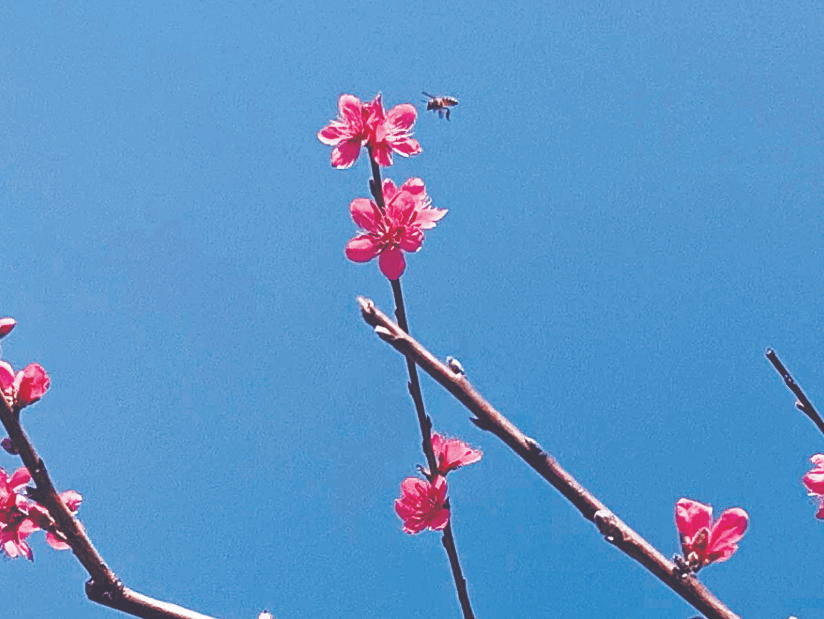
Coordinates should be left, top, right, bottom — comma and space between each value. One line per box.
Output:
2, 2, 823, 618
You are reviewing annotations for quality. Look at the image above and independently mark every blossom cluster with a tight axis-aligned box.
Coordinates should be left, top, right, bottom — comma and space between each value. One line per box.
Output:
0, 465, 82, 560
0, 317, 50, 411
394, 433, 482, 534
318, 93, 445, 281
675, 498, 748, 573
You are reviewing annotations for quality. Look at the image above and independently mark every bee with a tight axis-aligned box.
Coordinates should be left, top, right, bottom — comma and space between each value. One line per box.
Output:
423, 92, 458, 120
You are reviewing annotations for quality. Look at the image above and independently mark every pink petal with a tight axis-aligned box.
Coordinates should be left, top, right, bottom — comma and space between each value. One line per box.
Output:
0, 361, 14, 391
675, 498, 712, 539
17, 519, 40, 537
388, 136, 422, 157
317, 122, 347, 145
330, 140, 362, 169
46, 531, 70, 551
385, 103, 418, 132
416, 206, 447, 230
350, 198, 382, 232
428, 508, 450, 531
371, 144, 393, 167
804, 468, 824, 494
707, 508, 748, 563
338, 94, 364, 127
14, 363, 50, 408
0, 318, 16, 339
60, 490, 83, 512
8, 467, 31, 492
381, 178, 399, 203
345, 235, 380, 263
432, 434, 482, 474
811, 454, 824, 467
399, 229, 423, 253
385, 188, 416, 224
379, 248, 406, 280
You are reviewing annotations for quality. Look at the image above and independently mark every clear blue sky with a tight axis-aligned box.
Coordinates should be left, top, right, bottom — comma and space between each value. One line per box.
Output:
2, 2, 823, 618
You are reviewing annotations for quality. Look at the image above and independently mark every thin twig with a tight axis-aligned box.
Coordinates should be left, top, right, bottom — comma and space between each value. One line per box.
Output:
358, 297, 742, 619
765, 347, 824, 438
0, 394, 218, 619
364, 152, 474, 619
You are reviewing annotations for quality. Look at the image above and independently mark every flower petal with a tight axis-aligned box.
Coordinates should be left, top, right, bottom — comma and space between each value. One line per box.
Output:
371, 144, 393, 167
8, 467, 31, 492
432, 433, 482, 475
388, 136, 422, 158
345, 235, 380, 263
379, 248, 406, 280
707, 508, 748, 563
0, 318, 16, 340
416, 206, 448, 230
330, 140, 362, 169
14, 363, 50, 408
0, 361, 14, 392
675, 498, 712, 540
381, 178, 399, 203
399, 228, 423, 253
385, 103, 418, 132
350, 198, 381, 232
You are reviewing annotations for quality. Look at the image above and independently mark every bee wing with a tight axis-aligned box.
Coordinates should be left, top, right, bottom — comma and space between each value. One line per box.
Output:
422, 91, 436, 98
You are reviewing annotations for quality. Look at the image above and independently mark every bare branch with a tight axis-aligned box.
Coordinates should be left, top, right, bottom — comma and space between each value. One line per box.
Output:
0, 394, 220, 619
358, 296, 742, 619
765, 348, 824, 438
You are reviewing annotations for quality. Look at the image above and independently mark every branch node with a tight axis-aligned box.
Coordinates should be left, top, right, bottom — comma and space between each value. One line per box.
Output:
373, 326, 396, 341
594, 509, 624, 544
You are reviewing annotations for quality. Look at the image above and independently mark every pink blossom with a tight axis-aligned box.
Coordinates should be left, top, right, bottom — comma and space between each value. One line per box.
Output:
802, 454, 824, 518
0, 318, 16, 340
0, 361, 50, 409
0, 466, 38, 561
318, 93, 422, 169
345, 177, 446, 280
28, 490, 83, 551
317, 94, 369, 169
675, 498, 748, 572
1, 518, 38, 560
394, 475, 450, 534
431, 433, 482, 475
363, 94, 422, 167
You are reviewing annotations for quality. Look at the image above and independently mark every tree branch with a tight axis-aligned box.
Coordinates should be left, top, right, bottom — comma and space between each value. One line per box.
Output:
765, 347, 824, 438
0, 394, 219, 619
358, 296, 742, 619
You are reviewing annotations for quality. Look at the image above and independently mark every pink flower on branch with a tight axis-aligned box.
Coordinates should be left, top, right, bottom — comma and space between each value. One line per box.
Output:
0, 361, 50, 409
432, 433, 482, 476
363, 94, 422, 167
318, 93, 421, 169
675, 498, 748, 572
802, 454, 824, 518
28, 490, 83, 551
395, 475, 450, 534
345, 178, 446, 280
317, 94, 369, 169
0, 466, 38, 561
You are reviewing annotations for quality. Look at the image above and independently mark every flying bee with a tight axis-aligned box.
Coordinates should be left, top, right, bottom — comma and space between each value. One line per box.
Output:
423, 92, 458, 120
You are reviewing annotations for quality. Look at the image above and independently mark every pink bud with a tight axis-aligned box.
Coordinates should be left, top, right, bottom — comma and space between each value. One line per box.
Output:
13, 364, 50, 408
0, 318, 16, 340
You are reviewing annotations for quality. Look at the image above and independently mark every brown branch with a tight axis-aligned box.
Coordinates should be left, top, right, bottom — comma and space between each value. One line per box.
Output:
0, 394, 219, 619
765, 347, 824, 438
365, 147, 474, 619
358, 297, 742, 619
